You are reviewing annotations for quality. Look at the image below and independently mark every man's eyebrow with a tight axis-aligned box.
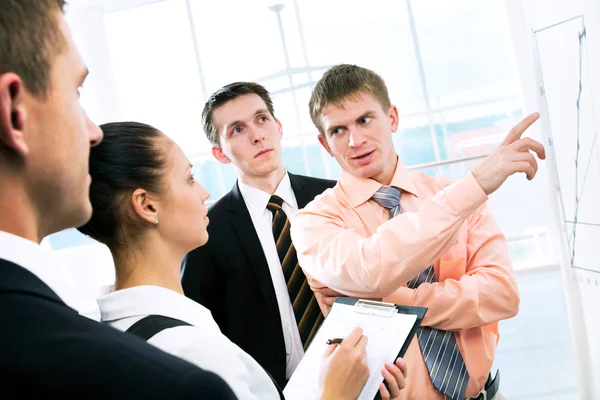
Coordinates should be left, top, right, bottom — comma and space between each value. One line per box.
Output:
356, 111, 375, 122
226, 109, 269, 129
328, 123, 346, 134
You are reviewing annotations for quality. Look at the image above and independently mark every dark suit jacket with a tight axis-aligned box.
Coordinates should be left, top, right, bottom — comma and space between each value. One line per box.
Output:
182, 173, 336, 388
0, 258, 237, 399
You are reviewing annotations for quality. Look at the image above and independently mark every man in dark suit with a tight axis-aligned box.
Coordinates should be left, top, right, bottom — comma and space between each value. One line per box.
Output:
182, 82, 336, 388
0, 1, 235, 397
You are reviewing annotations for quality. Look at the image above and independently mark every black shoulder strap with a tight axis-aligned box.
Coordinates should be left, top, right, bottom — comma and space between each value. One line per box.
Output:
125, 315, 192, 341
126, 314, 285, 400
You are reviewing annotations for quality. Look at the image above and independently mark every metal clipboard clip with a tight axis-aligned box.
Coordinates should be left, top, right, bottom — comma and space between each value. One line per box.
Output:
354, 299, 398, 318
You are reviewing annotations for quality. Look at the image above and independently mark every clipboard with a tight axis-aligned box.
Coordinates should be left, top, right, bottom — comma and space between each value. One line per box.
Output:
283, 297, 427, 400
336, 297, 427, 360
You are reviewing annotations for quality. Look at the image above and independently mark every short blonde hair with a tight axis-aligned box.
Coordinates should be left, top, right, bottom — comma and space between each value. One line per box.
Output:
309, 64, 391, 134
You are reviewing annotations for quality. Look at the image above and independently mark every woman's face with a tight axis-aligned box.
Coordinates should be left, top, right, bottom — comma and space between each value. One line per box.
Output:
157, 138, 211, 252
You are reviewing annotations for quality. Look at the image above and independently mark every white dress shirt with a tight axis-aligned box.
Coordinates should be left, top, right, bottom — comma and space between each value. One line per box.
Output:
0, 230, 80, 309
98, 285, 280, 400
237, 173, 304, 378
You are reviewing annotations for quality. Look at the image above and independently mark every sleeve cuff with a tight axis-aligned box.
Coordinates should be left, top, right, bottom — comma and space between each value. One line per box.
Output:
441, 172, 488, 219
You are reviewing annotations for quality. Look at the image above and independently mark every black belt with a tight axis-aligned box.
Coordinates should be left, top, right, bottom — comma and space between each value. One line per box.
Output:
470, 370, 500, 400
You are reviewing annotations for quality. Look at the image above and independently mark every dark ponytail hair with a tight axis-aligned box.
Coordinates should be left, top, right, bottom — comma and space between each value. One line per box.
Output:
77, 122, 166, 246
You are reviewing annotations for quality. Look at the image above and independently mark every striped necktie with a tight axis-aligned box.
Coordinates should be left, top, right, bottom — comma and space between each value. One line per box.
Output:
267, 195, 323, 350
371, 187, 470, 400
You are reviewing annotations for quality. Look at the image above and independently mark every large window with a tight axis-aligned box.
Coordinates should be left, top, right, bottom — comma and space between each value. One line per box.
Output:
49, 0, 555, 270
103, 0, 207, 152
44, 4, 578, 396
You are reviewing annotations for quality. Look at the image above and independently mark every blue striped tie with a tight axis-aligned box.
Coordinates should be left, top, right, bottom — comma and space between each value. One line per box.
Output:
372, 187, 470, 400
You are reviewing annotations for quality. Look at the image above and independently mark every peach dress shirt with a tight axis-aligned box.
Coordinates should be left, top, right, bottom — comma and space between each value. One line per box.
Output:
290, 160, 519, 399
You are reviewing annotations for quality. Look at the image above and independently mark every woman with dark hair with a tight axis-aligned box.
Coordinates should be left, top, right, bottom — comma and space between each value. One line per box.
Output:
78, 121, 407, 400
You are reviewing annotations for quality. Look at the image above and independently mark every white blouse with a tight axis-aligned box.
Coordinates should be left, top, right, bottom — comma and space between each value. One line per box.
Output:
97, 285, 280, 400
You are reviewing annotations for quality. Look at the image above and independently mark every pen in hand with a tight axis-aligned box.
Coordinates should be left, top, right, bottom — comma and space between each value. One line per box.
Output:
326, 338, 344, 345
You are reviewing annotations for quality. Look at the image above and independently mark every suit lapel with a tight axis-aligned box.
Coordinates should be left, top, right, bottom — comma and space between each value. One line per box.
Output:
227, 183, 282, 324
289, 173, 312, 208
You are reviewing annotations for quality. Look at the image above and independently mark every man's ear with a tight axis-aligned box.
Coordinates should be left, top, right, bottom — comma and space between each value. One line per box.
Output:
318, 134, 333, 157
389, 104, 399, 133
212, 146, 231, 164
275, 118, 283, 139
130, 188, 159, 225
0, 73, 28, 156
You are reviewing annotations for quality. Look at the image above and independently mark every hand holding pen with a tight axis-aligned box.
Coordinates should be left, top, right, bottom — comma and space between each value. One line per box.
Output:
324, 331, 407, 399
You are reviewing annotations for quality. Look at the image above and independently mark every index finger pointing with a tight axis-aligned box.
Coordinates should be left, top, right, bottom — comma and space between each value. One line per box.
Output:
500, 112, 540, 146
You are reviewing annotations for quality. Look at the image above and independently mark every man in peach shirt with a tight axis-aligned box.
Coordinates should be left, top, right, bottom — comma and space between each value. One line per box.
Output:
290, 65, 546, 400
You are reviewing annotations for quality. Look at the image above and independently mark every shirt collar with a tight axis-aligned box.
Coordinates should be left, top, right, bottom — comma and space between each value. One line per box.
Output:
338, 157, 419, 208
0, 230, 79, 308
97, 284, 215, 328
238, 172, 298, 217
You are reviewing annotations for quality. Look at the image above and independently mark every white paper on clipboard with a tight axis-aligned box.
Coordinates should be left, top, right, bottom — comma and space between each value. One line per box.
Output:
284, 299, 418, 400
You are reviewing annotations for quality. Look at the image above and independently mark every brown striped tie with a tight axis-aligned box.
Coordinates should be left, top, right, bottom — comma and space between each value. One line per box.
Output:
267, 195, 323, 350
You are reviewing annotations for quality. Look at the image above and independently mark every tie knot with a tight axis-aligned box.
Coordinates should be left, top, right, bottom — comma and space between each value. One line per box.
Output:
267, 195, 284, 212
371, 187, 402, 215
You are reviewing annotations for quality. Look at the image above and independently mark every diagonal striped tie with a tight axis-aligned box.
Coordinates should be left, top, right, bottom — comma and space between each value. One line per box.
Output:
372, 187, 470, 400
267, 195, 324, 350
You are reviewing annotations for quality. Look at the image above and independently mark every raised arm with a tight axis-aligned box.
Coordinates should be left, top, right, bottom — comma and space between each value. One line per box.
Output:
292, 113, 544, 298
292, 173, 487, 298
